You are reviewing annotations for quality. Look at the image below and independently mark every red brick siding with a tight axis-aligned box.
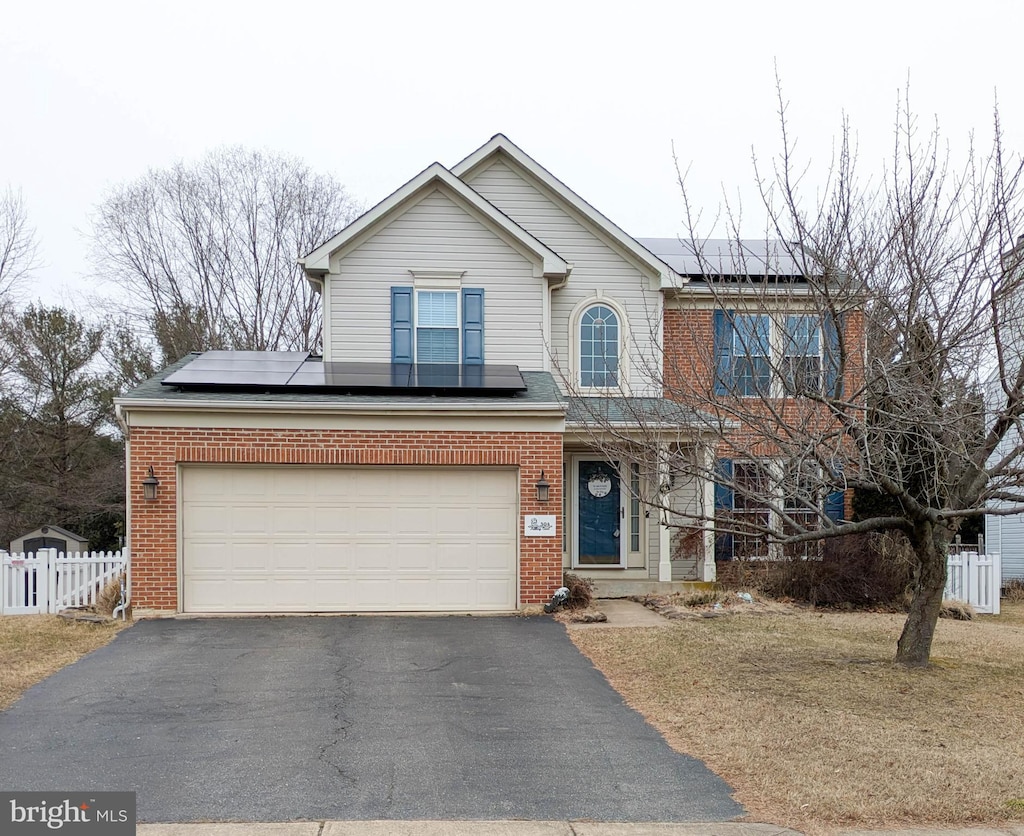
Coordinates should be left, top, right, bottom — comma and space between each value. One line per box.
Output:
663, 307, 866, 520
129, 427, 563, 610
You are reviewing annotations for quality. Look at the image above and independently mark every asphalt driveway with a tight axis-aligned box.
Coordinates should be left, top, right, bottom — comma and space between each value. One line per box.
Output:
0, 616, 743, 823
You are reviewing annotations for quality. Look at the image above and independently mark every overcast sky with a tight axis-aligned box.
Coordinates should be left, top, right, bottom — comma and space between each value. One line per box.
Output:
2, 0, 1021, 306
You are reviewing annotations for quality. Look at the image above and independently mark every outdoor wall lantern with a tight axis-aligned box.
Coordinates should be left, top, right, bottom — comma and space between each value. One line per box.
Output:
535, 471, 550, 503
142, 465, 160, 501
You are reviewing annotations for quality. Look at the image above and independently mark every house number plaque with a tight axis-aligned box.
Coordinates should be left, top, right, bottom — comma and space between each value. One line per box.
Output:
524, 515, 557, 536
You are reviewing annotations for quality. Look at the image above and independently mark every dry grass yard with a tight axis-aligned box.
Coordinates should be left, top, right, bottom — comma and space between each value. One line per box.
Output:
0, 615, 127, 711
570, 600, 1024, 834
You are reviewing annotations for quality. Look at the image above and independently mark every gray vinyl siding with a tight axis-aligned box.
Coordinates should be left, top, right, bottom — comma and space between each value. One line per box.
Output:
985, 371, 1024, 579
326, 187, 545, 367
464, 159, 663, 396
666, 474, 701, 580
989, 512, 1024, 580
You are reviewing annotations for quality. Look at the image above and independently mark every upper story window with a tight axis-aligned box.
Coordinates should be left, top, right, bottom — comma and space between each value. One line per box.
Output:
714, 309, 840, 397
416, 291, 459, 363
580, 304, 619, 387
730, 314, 770, 396
391, 286, 484, 365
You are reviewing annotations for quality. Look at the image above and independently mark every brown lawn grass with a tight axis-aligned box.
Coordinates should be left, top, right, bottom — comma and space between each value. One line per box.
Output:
0, 615, 128, 711
570, 600, 1024, 834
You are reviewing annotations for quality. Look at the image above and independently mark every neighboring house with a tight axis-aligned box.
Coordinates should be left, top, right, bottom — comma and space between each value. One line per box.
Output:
115, 135, 853, 614
985, 238, 1024, 581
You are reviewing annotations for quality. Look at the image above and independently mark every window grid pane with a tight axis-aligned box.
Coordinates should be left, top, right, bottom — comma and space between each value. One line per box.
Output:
783, 315, 822, 393
732, 315, 770, 396
580, 305, 619, 387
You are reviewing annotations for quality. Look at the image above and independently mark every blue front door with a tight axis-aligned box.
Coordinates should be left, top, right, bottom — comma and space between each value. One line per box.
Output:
577, 460, 622, 566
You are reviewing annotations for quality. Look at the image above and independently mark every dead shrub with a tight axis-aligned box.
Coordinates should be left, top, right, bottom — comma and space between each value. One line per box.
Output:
680, 588, 731, 608
940, 600, 975, 620
1003, 579, 1024, 602
717, 532, 914, 609
95, 574, 125, 617
562, 572, 595, 610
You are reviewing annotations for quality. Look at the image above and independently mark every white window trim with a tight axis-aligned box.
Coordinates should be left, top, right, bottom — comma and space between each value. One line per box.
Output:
569, 294, 631, 394
414, 287, 461, 364
724, 310, 827, 398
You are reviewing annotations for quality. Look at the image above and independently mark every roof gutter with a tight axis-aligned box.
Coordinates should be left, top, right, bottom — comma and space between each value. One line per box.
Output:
114, 397, 567, 418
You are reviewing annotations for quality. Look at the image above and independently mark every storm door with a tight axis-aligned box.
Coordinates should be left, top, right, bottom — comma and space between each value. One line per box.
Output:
574, 459, 625, 567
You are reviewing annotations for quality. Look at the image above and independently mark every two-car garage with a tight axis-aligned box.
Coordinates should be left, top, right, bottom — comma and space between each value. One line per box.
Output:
180, 465, 519, 613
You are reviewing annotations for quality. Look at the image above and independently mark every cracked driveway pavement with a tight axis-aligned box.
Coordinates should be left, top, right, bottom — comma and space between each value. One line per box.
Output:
0, 616, 743, 823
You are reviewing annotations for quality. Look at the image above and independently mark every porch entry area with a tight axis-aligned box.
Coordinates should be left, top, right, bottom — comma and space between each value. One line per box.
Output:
562, 446, 717, 588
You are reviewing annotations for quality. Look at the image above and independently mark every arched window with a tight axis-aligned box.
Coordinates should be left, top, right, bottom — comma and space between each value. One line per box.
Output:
580, 304, 619, 387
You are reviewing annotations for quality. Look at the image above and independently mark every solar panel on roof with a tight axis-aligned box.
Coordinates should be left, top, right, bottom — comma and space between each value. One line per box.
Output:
161, 352, 528, 395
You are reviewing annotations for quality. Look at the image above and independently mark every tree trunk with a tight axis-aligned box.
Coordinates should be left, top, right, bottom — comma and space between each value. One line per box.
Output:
895, 521, 951, 667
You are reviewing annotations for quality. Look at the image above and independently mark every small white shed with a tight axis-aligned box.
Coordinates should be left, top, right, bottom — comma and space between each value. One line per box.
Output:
10, 525, 90, 556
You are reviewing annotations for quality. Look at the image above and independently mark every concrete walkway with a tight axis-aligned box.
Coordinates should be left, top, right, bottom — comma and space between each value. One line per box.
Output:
565, 598, 670, 628
135, 821, 1024, 835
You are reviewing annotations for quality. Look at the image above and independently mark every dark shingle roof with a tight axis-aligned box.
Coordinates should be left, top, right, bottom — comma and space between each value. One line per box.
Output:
563, 396, 707, 427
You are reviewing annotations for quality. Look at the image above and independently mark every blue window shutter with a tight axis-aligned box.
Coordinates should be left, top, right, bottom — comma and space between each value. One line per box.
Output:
713, 310, 733, 395
391, 287, 413, 363
714, 458, 733, 510
825, 458, 845, 522
462, 288, 484, 365
714, 457, 734, 560
824, 313, 842, 396
825, 487, 845, 522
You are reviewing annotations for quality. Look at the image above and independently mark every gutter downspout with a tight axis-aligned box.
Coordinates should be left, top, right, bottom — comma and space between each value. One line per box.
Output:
114, 403, 132, 613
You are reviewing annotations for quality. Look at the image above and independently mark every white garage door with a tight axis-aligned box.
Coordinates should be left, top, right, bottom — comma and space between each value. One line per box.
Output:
181, 466, 518, 613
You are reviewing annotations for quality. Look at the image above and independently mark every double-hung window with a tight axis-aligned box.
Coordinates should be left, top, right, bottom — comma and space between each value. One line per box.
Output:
714, 311, 770, 396
782, 315, 821, 394
415, 291, 459, 363
714, 309, 841, 396
391, 286, 484, 365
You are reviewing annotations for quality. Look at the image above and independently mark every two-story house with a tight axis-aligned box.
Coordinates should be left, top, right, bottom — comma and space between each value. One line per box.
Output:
115, 135, 851, 614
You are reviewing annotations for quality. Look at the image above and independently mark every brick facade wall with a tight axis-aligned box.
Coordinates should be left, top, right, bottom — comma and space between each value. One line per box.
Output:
663, 306, 867, 521
128, 426, 563, 611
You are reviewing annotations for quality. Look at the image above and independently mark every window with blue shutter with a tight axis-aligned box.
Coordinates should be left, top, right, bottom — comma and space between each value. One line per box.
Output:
714, 311, 769, 396
391, 286, 486, 365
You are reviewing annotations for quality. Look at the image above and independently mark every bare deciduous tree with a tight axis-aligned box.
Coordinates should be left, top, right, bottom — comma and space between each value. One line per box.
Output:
0, 186, 39, 301
566, 90, 1024, 667
89, 146, 362, 356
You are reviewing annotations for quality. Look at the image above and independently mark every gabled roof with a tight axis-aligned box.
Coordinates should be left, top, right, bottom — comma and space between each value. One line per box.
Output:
300, 162, 570, 280
452, 134, 684, 289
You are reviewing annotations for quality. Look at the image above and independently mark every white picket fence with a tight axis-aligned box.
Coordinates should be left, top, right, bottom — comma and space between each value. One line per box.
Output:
945, 547, 1001, 615
0, 548, 127, 615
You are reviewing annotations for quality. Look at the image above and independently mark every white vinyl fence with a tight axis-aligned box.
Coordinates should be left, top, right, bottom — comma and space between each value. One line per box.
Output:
0, 548, 127, 615
945, 539, 1001, 615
